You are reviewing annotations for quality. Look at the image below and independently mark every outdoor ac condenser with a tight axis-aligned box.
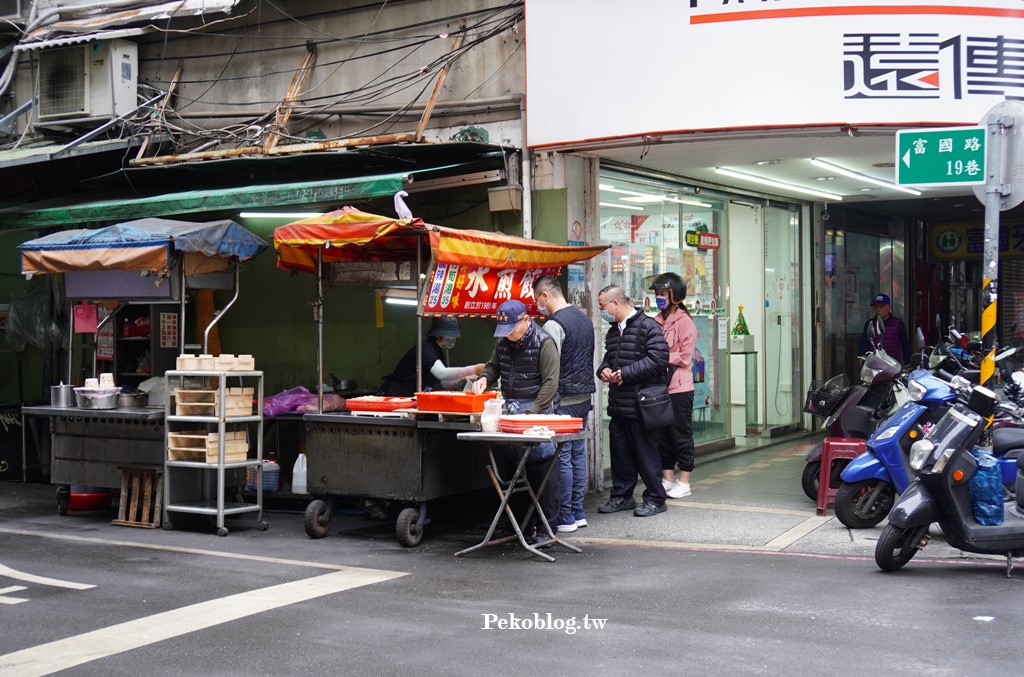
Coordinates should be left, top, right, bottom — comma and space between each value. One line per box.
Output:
36, 40, 138, 123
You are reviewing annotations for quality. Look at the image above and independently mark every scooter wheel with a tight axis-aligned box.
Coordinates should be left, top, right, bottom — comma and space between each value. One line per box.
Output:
835, 479, 895, 529
801, 461, 821, 502
875, 523, 926, 572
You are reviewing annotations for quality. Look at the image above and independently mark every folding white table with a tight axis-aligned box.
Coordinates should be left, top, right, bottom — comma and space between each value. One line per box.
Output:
455, 431, 585, 562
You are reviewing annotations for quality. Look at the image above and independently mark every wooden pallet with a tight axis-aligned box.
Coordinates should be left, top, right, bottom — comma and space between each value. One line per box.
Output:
111, 467, 163, 529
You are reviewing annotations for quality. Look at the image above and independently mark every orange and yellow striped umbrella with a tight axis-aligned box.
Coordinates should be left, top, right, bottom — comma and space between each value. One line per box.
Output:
274, 206, 607, 273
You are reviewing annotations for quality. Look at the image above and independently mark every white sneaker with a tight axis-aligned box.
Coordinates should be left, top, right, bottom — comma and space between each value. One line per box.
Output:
666, 482, 692, 499
662, 478, 675, 492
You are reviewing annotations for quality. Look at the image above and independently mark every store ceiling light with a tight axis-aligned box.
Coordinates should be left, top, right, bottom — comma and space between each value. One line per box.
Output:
599, 184, 650, 197
599, 201, 644, 211
663, 196, 714, 208
375, 287, 419, 306
714, 167, 843, 201
620, 195, 665, 203
809, 158, 922, 196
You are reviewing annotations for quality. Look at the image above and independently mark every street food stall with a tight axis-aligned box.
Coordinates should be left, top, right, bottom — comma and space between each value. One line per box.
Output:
273, 207, 605, 546
18, 218, 268, 515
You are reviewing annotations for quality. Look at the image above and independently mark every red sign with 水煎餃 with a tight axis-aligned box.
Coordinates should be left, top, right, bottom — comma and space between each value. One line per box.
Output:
421, 264, 561, 316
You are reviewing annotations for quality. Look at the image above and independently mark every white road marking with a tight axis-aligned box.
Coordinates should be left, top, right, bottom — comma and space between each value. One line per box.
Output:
761, 515, 832, 551
0, 563, 95, 590
0, 567, 405, 677
664, 500, 813, 517
0, 528, 348, 571
0, 586, 28, 605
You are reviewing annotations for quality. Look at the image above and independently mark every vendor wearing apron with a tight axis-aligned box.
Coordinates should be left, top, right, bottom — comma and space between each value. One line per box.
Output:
385, 317, 484, 396
472, 299, 561, 544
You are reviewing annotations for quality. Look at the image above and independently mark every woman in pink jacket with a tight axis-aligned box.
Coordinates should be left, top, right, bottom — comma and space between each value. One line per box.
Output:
650, 273, 697, 499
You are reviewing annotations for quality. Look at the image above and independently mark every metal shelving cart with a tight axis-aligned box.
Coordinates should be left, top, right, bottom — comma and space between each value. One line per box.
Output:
163, 369, 267, 536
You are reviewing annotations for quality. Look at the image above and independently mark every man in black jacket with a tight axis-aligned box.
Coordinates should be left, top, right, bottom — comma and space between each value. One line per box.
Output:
596, 285, 670, 517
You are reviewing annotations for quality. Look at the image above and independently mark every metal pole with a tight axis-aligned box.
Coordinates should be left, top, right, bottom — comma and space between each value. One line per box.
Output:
981, 113, 1010, 388
415, 237, 423, 394
66, 304, 73, 385
202, 265, 241, 353
179, 264, 187, 355
317, 248, 324, 414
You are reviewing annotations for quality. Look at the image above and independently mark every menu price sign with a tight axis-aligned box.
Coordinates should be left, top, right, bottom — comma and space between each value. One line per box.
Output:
159, 312, 178, 349
421, 264, 560, 316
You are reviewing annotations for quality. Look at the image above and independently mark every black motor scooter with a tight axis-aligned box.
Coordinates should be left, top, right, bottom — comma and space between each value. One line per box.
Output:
875, 380, 1024, 576
801, 349, 904, 500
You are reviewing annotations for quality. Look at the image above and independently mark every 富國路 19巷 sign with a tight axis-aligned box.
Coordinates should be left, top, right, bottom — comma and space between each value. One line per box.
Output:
896, 127, 986, 187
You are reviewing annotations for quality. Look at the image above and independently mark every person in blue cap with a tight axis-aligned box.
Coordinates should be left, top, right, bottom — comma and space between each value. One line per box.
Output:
858, 292, 911, 363
473, 298, 561, 544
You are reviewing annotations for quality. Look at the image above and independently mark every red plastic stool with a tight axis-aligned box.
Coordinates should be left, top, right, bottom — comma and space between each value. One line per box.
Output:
816, 437, 867, 516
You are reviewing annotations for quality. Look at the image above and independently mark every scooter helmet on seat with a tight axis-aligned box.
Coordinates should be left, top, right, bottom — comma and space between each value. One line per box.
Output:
649, 273, 687, 307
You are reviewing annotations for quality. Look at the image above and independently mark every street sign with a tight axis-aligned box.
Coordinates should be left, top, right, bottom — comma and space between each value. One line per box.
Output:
896, 127, 986, 186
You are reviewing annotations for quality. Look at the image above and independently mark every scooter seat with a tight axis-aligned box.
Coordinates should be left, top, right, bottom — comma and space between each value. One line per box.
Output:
996, 427, 1024, 463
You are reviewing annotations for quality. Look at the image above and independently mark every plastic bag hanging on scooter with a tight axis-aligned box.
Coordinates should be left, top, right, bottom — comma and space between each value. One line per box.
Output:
968, 449, 1004, 525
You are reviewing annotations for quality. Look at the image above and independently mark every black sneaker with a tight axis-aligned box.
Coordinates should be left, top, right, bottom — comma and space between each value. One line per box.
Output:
597, 496, 638, 513
633, 502, 667, 517
526, 532, 555, 549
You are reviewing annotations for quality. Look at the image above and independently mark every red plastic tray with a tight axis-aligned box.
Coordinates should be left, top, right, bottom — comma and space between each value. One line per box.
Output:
498, 415, 584, 434
346, 397, 415, 412
415, 391, 498, 413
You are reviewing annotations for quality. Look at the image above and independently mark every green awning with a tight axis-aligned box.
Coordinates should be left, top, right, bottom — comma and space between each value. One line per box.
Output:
0, 172, 406, 229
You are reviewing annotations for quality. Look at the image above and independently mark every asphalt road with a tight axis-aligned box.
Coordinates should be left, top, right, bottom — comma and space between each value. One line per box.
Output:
2, 439, 1022, 676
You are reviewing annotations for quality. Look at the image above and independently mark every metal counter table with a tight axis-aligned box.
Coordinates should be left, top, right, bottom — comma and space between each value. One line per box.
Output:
21, 405, 166, 512
455, 431, 585, 562
300, 412, 492, 546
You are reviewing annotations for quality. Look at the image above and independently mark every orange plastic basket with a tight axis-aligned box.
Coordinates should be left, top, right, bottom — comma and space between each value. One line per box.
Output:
414, 391, 498, 413
346, 396, 415, 412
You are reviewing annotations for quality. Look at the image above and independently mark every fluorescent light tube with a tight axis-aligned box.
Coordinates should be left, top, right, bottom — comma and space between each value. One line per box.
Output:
714, 167, 843, 201
599, 201, 644, 211
239, 212, 324, 219
809, 158, 922, 196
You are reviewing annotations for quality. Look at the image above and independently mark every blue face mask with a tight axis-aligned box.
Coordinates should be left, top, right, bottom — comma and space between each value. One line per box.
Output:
655, 297, 669, 311
538, 304, 550, 317
601, 310, 615, 324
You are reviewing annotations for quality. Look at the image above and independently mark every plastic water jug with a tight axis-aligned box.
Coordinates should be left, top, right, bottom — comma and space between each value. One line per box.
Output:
481, 398, 504, 433
292, 453, 308, 494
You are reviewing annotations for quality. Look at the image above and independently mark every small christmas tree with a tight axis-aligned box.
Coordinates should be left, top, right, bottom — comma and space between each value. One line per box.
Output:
732, 305, 750, 335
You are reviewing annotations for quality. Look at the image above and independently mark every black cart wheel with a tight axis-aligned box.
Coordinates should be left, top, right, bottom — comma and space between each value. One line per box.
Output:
217, 526, 229, 537
304, 499, 332, 539
56, 487, 70, 516
258, 521, 269, 531
396, 507, 423, 548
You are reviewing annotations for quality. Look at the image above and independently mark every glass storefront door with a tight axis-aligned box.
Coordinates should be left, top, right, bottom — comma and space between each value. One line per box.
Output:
596, 170, 728, 446
763, 205, 803, 430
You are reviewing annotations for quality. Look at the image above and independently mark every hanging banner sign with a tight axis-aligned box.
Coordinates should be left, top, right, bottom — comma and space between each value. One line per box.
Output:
928, 222, 1024, 260
685, 230, 721, 251
421, 264, 560, 316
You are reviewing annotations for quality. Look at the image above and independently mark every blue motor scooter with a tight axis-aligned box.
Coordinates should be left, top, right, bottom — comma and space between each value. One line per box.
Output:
835, 369, 1021, 528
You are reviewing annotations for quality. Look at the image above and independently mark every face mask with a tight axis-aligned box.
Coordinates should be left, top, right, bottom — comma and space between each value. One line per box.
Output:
442, 338, 457, 350
655, 297, 669, 311
538, 304, 550, 317
601, 310, 615, 324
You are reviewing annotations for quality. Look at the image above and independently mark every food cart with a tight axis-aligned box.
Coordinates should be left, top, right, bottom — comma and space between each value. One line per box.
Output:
273, 207, 606, 546
18, 218, 268, 515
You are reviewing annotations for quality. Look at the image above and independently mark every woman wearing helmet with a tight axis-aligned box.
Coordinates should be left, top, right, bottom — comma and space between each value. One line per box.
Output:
650, 273, 697, 498
384, 317, 485, 396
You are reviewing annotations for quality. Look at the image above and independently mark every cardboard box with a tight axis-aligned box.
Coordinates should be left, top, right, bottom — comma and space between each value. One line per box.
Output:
730, 335, 756, 353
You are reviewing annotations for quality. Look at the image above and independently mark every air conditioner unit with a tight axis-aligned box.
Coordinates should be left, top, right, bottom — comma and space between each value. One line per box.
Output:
36, 40, 138, 123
